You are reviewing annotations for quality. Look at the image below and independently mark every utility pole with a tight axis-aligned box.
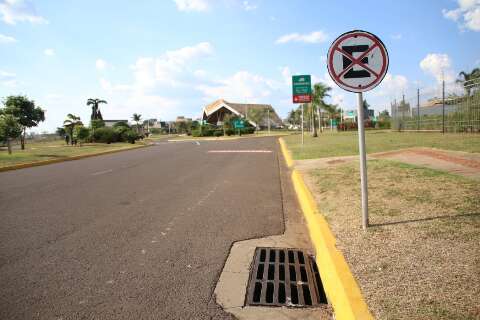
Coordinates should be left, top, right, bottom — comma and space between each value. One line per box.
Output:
442, 79, 445, 134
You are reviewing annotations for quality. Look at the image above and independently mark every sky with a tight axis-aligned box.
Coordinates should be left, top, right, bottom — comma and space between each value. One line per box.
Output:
0, 0, 479, 132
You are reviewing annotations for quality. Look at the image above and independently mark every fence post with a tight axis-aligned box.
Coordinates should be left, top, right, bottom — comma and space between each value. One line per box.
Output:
442, 79, 445, 134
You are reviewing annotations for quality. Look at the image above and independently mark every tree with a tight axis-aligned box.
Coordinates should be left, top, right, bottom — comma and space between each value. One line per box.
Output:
74, 126, 90, 146
312, 83, 332, 135
0, 114, 22, 154
248, 107, 270, 129
87, 98, 107, 120
63, 114, 82, 145
132, 113, 142, 133
1, 95, 45, 150
456, 68, 480, 96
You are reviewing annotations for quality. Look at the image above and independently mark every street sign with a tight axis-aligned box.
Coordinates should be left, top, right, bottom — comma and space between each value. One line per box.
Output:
326, 30, 389, 230
233, 119, 245, 129
292, 75, 312, 103
327, 30, 389, 93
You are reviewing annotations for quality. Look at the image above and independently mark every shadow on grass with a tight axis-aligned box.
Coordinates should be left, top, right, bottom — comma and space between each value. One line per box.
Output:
371, 212, 480, 227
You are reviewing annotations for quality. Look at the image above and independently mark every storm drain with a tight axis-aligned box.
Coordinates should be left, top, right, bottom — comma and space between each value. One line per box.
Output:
246, 247, 327, 307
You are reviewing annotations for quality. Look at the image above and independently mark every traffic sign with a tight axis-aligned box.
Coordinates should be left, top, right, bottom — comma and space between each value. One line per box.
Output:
233, 119, 245, 129
327, 30, 388, 93
292, 75, 312, 103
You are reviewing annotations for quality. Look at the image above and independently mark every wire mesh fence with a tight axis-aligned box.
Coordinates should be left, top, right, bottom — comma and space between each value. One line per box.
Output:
391, 79, 480, 133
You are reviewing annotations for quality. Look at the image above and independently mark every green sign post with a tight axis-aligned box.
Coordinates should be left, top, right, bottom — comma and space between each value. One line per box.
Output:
292, 75, 312, 103
233, 119, 245, 129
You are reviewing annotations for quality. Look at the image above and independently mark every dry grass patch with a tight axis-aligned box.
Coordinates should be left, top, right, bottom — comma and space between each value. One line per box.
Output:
305, 160, 480, 319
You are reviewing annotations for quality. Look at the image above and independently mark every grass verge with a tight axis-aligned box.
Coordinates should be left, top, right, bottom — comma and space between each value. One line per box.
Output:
304, 159, 479, 319
0, 140, 147, 169
283, 131, 480, 160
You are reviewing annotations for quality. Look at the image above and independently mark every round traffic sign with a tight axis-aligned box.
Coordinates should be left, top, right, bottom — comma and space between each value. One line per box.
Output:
327, 30, 389, 93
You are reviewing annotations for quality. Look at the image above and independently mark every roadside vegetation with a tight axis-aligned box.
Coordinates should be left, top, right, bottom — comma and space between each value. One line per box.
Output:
284, 131, 480, 159
306, 159, 479, 319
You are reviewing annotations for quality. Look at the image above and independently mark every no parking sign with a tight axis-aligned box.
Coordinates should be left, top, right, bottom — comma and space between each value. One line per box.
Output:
327, 30, 389, 230
327, 30, 388, 93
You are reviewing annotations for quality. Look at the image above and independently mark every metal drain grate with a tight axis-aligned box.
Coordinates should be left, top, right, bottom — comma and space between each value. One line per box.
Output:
246, 247, 327, 307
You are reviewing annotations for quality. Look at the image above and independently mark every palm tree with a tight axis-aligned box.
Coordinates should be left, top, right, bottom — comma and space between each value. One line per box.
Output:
87, 98, 107, 120
132, 113, 142, 133
456, 68, 480, 96
312, 83, 332, 135
63, 114, 82, 145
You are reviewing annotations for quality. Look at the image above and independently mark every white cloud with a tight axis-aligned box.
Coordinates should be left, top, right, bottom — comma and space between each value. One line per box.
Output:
129, 41, 213, 89
0, 33, 16, 43
196, 71, 277, 103
243, 1, 257, 11
442, 0, 480, 31
96, 59, 108, 71
44, 48, 54, 56
373, 73, 409, 97
173, 0, 209, 12
0, 0, 48, 25
280, 66, 291, 85
276, 31, 328, 44
420, 53, 455, 83
0, 69, 17, 87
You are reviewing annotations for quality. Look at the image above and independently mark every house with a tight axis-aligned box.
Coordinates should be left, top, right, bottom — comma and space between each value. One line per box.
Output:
202, 99, 283, 129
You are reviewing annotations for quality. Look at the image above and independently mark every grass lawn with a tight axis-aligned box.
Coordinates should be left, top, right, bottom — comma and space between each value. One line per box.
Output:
304, 160, 479, 319
0, 139, 146, 168
284, 131, 480, 159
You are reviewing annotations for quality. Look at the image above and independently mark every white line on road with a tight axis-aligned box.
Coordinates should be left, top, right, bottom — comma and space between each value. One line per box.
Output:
195, 141, 200, 145
91, 169, 113, 176
207, 150, 272, 153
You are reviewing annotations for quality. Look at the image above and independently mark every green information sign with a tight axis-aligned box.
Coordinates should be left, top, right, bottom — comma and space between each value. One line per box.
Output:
292, 75, 312, 103
233, 119, 245, 129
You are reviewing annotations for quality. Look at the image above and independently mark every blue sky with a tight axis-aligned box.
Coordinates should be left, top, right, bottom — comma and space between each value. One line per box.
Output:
0, 0, 479, 132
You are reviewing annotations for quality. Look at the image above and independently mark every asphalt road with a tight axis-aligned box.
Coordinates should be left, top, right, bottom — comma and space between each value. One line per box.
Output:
0, 137, 286, 320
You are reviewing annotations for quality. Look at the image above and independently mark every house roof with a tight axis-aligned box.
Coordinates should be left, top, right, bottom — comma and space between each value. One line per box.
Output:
203, 99, 283, 126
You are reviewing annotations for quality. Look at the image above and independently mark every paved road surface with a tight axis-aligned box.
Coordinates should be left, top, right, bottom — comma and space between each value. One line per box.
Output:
0, 137, 286, 320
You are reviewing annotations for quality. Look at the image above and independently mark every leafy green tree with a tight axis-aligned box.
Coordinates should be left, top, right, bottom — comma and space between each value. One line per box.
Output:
0, 114, 22, 154
75, 126, 90, 145
87, 98, 107, 120
456, 68, 480, 96
56, 127, 66, 137
312, 83, 332, 136
1, 95, 45, 150
63, 114, 82, 145
248, 108, 270, 129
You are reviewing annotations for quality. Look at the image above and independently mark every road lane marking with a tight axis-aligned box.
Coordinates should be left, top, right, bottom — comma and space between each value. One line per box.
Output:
208, 150, 272, 153
91, 169, 113, 176
195, 141, 200, 145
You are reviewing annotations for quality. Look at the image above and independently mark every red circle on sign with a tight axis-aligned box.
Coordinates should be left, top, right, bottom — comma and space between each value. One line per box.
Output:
327, 30, 389, 93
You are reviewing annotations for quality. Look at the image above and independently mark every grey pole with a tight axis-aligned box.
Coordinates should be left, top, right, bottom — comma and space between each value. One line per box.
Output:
356, 92, 369, 230
301, 104, 304, 145
417, 88, 420, 131
267, 108, 271, 135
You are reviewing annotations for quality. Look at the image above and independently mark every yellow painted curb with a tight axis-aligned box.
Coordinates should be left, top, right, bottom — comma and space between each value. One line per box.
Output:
278, 137, 373, 320
0, 144, 149, 173
278, 137, 294, 168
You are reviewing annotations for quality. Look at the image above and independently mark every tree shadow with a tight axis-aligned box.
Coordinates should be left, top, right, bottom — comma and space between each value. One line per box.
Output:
38, 154, 67, 158
371, 212, 480, 227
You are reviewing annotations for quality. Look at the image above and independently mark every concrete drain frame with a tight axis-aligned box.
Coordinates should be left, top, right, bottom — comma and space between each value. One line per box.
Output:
245, 247, 327, 308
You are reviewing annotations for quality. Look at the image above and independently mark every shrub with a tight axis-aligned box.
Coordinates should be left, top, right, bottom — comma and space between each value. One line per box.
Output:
214, 130, 223, 137
75, 126, 90, 142
93, 127, 117, 144
123, 129, 139, 144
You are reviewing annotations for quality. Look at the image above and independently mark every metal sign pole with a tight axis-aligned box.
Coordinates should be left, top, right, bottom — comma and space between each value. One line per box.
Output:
301, 105, 304, 145
356, 92, 369, 230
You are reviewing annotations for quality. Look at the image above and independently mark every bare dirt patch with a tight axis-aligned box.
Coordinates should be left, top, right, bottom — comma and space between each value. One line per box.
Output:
373, 147, 480, 180
300, 159, 480, 319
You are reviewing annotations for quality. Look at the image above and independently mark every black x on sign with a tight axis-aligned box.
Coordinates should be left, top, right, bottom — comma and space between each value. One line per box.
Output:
327, 30, 389, 93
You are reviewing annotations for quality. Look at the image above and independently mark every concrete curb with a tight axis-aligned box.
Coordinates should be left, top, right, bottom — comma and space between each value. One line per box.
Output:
279, 138, 373, 320
0, 144, 150, 173
278, 137, 294, 168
